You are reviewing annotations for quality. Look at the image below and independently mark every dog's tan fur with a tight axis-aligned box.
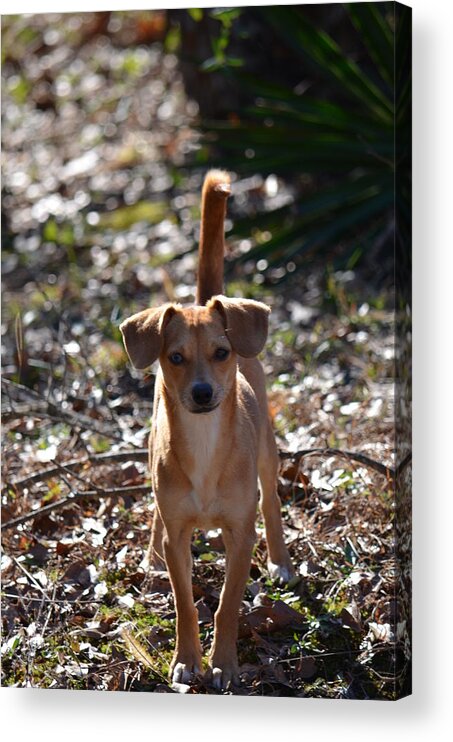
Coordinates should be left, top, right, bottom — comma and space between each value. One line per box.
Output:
120, 170, 294, 688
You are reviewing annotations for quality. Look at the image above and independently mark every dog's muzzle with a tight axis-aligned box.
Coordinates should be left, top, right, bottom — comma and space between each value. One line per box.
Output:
189, 382, 219, 413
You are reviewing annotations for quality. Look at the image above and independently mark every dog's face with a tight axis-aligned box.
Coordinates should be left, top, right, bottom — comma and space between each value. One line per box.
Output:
120, 296, 270, 414
160, 306, 235, 414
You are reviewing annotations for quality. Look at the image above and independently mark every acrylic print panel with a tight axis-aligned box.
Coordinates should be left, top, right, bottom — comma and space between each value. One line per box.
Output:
1, 3, 411, 699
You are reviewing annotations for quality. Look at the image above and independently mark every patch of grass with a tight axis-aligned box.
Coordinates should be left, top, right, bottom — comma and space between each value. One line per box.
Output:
225, 279, 268, 301
97, 201, 170, 231
88, 435, 112, 453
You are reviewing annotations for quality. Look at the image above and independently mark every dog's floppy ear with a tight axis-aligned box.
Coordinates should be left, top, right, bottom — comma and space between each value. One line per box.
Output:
209, 296, 270, 358
119, 304, 177, 369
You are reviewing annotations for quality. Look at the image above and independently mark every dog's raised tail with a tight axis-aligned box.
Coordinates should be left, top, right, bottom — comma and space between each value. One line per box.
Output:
196, 169, 231, 305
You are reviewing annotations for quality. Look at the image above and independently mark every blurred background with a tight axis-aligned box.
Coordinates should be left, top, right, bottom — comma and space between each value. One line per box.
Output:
1, 3, 407, 431
1, 5, 411, 698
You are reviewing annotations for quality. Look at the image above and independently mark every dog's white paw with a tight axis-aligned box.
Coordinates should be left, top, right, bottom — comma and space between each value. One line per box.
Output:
171, 661, 200, 685
268, 560, 295, 585
211, 667, 224, 690
209, 664, 239, 690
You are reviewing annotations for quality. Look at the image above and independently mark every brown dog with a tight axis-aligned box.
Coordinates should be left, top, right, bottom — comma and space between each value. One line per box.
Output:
120, 170, 294, 689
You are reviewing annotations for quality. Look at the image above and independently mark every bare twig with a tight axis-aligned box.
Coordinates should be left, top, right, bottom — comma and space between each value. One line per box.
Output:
279, 447, 396, 479
50, 458, 106, 495
12, 556, 50, 598
1, 376, 44, 403
2, 377, 124, 442
2, 485, 151, 531
2, 593, 104, 606
5, 449, 149, 490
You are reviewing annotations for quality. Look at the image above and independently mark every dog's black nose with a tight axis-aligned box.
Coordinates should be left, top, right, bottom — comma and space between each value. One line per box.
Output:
192, 382, 213, 406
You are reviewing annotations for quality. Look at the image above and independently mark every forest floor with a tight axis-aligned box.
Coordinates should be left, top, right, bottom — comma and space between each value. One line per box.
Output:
1, 12, 410, 698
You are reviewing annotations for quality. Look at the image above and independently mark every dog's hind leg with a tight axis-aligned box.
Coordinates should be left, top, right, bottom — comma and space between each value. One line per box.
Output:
142, 507, 166, 571
258, 423, 295, 584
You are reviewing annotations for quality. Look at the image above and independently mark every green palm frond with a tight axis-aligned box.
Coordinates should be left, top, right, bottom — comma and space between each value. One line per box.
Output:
191, 3, 410, 282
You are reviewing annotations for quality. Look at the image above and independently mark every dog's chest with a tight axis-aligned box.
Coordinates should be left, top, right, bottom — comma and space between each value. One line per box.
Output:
183, 408, 222, 497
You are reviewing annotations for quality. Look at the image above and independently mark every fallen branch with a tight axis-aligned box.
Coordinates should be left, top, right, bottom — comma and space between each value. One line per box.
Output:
2, 404, 124, 442
2, 484, 151, 531
279, 447, 395, 479
281, 448, 411, 481
6, 449, 149, 490
1, 377, 124, 442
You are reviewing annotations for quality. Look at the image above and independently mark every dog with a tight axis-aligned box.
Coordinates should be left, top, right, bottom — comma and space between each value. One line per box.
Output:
120, 170, 294, 689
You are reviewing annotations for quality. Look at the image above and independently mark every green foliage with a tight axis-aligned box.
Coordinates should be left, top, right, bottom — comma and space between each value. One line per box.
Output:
8, 74, 31, 104
97, 200, 169, 231
200, 7, 245, 72
193, 4, 410, 283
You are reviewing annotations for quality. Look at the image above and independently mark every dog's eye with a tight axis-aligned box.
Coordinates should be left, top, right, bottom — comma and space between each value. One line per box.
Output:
169, 352, 184, 365
214, 348, 229, 361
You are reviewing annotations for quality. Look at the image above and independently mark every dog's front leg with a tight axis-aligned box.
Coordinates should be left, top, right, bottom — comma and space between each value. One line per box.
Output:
208, 521, 256, 689
163, 521, 203, 684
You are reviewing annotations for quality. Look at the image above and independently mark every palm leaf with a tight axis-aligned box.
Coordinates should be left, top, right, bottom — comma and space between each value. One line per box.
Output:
259, 5, 393, 122
347, 2, 395, 89
230, 178, 392, 269
191, 3, 403, 280
265, 190, 394, 268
